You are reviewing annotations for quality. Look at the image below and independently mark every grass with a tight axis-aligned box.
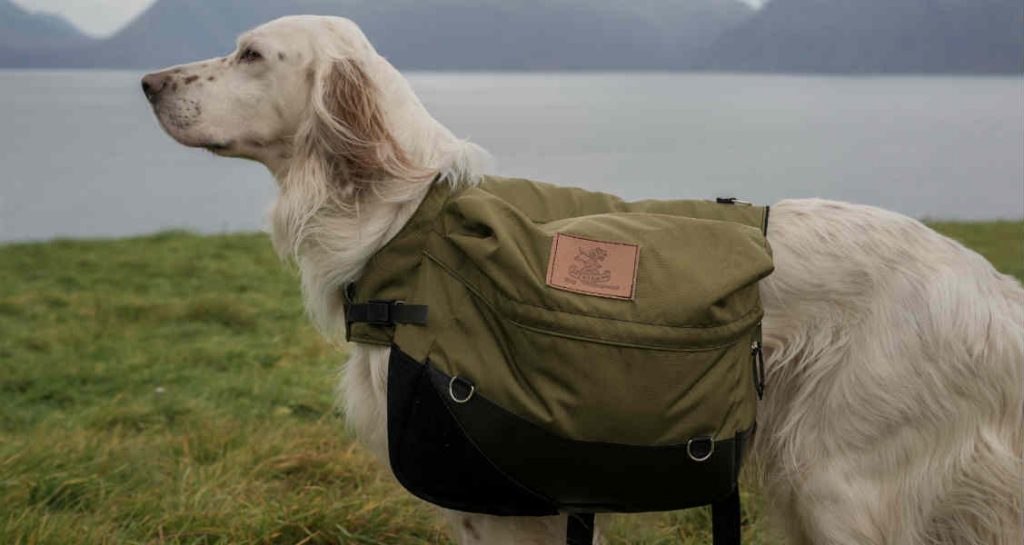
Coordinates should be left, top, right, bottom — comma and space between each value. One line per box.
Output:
1, 221, 1021, 545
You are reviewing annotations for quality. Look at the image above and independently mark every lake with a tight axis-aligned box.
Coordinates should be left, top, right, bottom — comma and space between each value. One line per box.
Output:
0, 70, 1021, 243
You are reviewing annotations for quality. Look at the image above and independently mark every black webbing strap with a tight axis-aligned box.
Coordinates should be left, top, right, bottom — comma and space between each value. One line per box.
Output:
566, 513, 595, 545
563, 493, 738, 545
345, 300, 428, 326
711, 487, 742, 545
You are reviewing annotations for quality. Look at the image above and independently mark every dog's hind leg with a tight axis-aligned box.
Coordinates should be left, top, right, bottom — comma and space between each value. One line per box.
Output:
759, 480, 816, 545
790, 460, 933, 545
923, 427, 1024, 545
792, 435, 1023, 545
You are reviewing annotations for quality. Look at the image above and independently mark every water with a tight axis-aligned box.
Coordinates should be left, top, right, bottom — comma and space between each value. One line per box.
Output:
1, 70, 1021, 243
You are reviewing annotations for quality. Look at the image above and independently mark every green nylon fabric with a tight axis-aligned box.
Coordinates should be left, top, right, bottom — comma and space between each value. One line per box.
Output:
346, 176, 774, 446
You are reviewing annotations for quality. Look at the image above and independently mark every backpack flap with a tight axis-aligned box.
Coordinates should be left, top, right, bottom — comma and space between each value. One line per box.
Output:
396, 184, 773, 447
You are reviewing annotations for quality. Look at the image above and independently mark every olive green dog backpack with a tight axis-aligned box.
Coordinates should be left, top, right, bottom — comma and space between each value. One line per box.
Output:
344, 176, 773, 545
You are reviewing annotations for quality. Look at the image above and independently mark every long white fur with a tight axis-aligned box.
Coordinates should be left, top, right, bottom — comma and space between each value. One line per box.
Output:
144, 16, 1024, 545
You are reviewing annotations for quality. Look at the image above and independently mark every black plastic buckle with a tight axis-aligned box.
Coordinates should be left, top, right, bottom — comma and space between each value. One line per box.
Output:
365, 300, 398, 325
346, 298, 427, 328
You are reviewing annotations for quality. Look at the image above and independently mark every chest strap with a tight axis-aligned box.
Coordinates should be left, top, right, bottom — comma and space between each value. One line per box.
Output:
346, 299, 429, 327
564, 490, 741, 544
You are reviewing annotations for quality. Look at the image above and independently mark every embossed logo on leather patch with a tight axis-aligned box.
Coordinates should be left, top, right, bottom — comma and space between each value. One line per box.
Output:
546, 233, 639, 300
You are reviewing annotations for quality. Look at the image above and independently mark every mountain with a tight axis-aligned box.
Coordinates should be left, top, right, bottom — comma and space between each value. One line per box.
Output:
2, 0, 1020, 72
699, 0, 1024, 73
350, 0, 755, 70
0, 0, 91, 49
0, 0, 754, 69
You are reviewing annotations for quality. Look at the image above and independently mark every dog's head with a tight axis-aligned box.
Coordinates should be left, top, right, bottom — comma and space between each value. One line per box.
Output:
143, 16, 488, 339
142, 15, 431, 185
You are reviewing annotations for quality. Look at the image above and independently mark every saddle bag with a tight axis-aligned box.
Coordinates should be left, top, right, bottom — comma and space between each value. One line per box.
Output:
344, 177, 774, 544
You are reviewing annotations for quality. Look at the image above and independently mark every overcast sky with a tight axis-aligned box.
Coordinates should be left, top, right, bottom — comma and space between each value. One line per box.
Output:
12, 0, 768, 38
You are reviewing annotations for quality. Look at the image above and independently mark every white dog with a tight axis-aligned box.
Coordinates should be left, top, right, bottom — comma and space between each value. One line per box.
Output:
142, 16, 1023, 545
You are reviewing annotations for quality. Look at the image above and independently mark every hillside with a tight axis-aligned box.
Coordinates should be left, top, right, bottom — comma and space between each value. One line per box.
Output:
0, 0, 754, 70
698, 0, 1024, 73
0, 0, 91, 49
1, 0, 1021, 72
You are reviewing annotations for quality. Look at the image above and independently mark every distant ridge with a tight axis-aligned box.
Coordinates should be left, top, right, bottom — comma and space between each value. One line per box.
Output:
0, 0, 754, 70
0, 0, 91, 49
698, 0, 1024, 74
1, 0, 1021, 73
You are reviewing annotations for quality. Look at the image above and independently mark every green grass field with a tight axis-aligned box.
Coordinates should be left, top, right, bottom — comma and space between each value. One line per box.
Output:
2, 221, 1021, 545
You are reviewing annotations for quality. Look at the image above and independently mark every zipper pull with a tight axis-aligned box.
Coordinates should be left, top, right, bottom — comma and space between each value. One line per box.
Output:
716, 197, 753, 205
751, 339, 766, 399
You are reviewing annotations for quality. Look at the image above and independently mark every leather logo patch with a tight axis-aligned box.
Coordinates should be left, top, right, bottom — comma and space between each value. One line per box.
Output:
545, 233, 639, 300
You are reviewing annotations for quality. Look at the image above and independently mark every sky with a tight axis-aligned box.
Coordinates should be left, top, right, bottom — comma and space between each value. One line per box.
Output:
12, 0, 769, 38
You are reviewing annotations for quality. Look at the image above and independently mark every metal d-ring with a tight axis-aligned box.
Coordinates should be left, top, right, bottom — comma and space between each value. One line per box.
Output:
448, 376, 475, 404
686, 436, 715, 462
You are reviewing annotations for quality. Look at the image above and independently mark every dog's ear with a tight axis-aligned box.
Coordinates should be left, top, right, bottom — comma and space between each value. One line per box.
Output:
309, 57, 418, 187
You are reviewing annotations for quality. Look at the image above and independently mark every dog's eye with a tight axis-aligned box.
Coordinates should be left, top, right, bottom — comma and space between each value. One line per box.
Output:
239, 48, 263, 63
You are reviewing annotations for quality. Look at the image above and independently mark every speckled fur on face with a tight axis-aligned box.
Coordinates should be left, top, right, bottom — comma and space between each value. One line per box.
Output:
142, 21, 323, 168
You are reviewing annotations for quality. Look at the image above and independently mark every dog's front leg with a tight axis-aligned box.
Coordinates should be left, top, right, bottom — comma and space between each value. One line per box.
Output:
445, 511, 602, 545
340, 344, 392, 464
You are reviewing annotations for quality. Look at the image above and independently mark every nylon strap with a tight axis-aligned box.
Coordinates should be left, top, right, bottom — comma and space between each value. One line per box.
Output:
566, 513, 595, 545
562, 491, 740, 545
345, 300, 428, 326
711, 488, 741, 545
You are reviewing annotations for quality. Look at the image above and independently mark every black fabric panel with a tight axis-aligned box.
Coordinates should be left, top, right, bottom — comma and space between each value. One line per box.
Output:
387, 344, 749, 517
387, 346, 558, 516
426, 363, 749, 513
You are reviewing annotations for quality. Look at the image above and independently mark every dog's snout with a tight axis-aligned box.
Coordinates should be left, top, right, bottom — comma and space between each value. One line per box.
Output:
141, 72, 170, 104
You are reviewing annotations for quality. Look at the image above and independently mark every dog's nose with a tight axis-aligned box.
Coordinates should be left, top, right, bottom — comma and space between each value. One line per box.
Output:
141, 72, 170, 104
